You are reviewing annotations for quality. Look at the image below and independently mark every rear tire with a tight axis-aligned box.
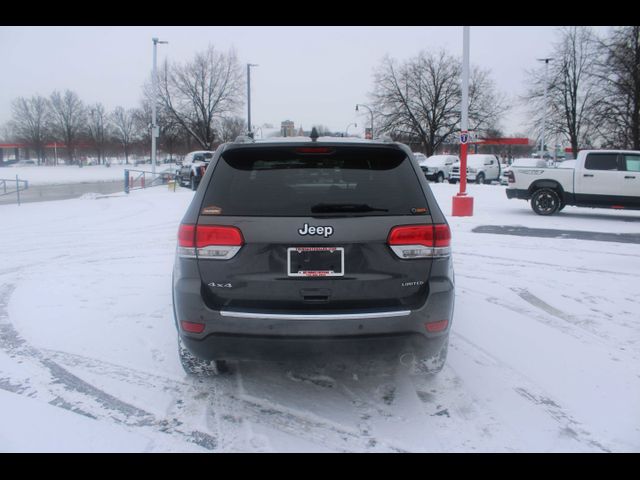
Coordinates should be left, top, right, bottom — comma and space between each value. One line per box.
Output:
476, 173, 485, 184
531, 188, 561, 215
408, 338, 449, 376
190, 175, 197, 191
178, 336, 228, 376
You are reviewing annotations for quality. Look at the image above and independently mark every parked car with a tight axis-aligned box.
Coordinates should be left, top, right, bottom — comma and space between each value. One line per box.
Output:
173, 137, 455, 376
177, 151, 215, 190
506, 150, 640, 215
420, 155, 458, 183
449, 154, 501, 184
9, 159, 37, 167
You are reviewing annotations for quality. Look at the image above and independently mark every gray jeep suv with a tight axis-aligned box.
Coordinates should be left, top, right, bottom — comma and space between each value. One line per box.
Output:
172, 136, 455, 375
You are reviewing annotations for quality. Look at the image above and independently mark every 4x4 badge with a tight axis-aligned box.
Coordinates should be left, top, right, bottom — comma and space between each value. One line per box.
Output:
298, 223, 334, 237
208, 282, 232, 288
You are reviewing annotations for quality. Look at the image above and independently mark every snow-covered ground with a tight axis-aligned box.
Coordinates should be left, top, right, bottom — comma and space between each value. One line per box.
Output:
0, 164, 177, 186
0, 183, 638, 452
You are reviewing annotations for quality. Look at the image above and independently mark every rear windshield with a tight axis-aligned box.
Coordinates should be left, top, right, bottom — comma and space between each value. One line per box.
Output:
201, 146, 428, 217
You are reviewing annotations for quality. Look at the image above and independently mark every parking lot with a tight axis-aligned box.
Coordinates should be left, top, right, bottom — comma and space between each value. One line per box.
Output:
0, 183, 638, 452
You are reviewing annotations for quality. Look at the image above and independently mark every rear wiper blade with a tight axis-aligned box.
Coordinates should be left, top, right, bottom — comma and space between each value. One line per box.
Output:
311, 203, 389, 213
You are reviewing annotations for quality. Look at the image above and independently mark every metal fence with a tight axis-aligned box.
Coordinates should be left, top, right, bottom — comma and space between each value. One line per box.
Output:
0, 176, 29, 205
124, 169, 177, 194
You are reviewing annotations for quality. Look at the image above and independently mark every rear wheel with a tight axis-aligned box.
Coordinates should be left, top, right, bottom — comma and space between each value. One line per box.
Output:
190, 175, 197, 191
476, 173, 485, 184
178, 337, 229, 376
531, 188, 561, 215
407, 338, 449, 376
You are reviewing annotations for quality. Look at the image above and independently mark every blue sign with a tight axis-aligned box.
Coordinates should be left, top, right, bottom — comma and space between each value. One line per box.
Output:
460, 132, 469, 144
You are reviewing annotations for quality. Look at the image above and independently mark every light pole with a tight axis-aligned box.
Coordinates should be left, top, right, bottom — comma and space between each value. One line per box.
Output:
537, 57, 553, 159
247, 63, 258, 138
345, 122, 357, 137
355, 104, 374, 139
452, 25, 474, 217
151, 37, 168, 175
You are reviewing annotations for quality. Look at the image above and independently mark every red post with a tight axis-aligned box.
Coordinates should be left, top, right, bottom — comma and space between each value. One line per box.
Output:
452, 132, 474, 216
459, 141, 468, 195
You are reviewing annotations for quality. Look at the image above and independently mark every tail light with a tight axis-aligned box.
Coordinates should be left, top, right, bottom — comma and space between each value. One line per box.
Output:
387, 224, 451, 259
506, 170, 515, 183
178, 224, 244, 260
199, 165, 207, 177
425, 319, 449, 333
181, 321, 205, 333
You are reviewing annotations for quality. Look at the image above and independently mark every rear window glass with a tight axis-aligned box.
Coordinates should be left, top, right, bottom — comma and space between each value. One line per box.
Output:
585, 153, 619, 170
201, 146, 428, 217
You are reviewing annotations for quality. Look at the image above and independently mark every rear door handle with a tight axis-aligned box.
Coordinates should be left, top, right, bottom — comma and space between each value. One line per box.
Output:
583, 174, 594, 177
625, 175, 636, 179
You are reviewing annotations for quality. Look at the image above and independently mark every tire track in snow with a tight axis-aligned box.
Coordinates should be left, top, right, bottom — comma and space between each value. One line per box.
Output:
451, 331, 614, 452
454, 251, 640, 279
0, 283, 218, 451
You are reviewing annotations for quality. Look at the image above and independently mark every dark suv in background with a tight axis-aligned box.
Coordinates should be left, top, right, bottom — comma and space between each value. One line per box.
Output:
172, 137, 455, 375
177, 150, 214, 190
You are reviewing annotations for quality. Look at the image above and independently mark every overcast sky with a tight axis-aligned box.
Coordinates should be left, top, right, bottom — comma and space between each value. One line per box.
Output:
0, 26, 613, 139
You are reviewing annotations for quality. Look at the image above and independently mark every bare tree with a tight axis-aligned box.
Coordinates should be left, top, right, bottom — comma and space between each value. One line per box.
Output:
87, 103, 110, 165
157, 46, 244, 150
9, 95, 50, 164
218, 116, 247, 142
111, 106, 137, 164
311, 125, 333, 136
371, 51, 507, 156
524, 27, 600, 155
593, 26, 640, 149
49, 90, 86, 164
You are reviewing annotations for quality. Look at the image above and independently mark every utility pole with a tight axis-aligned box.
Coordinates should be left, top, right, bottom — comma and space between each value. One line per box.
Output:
537, 57, 553, 159
247, 64, 258, 138
452, 25, 474, 217
151, 37, 168, 175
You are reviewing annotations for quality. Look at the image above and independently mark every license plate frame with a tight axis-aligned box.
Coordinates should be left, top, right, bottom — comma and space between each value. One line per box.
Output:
287, 247, 345, 277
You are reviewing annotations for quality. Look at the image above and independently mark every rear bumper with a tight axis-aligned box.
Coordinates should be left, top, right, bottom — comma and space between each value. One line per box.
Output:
506, 188, 529, 200
173, 257, 455, 361
181, 331, 448, 362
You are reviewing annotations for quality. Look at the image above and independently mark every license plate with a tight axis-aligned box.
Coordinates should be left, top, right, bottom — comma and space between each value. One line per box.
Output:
287, 247, 344, 277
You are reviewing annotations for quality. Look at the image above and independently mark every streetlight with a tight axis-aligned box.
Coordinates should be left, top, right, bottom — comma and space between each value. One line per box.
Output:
247, 63, 259, 138
345, 122, 357, 137
355, 104, 374, 139
537, 57, 553, 160
452, 25, 474, 217
151, 37, 168, 175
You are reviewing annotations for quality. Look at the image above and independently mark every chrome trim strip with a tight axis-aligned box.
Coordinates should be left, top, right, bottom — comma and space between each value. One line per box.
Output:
219, 310, 412, 320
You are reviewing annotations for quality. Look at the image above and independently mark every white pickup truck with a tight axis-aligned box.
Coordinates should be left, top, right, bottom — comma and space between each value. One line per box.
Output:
506, 150, 640, 215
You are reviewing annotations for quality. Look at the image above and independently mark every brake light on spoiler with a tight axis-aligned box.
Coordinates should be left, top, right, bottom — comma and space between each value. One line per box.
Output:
178, 224, 244, 260
387, 224, 451, 259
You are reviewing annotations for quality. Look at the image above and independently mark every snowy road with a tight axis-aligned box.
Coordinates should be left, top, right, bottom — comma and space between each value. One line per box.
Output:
0, 184, 638, 452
